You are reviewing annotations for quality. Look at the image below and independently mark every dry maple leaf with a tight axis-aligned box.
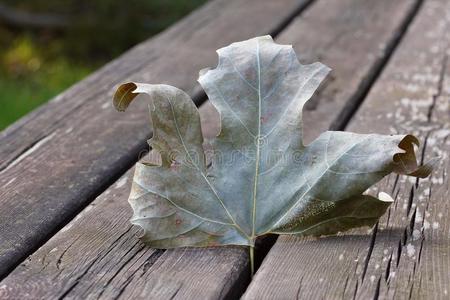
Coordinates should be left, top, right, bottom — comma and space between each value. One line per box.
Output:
113, 36, 433, 273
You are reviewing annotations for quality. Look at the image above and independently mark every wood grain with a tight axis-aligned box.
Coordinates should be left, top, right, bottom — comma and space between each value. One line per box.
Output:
0, 0, 428, 298
243, 0, 450, 298
0, 0, 314, 278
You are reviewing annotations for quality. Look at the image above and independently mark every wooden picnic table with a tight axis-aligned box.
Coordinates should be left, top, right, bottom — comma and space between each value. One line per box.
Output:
0, 0, 448, 299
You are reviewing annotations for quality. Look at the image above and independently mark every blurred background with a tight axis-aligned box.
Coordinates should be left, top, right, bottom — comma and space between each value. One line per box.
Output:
0, 0, 206, 130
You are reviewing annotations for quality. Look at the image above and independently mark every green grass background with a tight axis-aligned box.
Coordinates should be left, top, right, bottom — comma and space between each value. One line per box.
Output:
0, 0, 206, 130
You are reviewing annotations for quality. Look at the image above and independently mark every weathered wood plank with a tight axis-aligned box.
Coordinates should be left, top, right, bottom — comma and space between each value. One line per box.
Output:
243, 0, 450, 299
0, 0, 426, 298
0, 0, 314, 278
